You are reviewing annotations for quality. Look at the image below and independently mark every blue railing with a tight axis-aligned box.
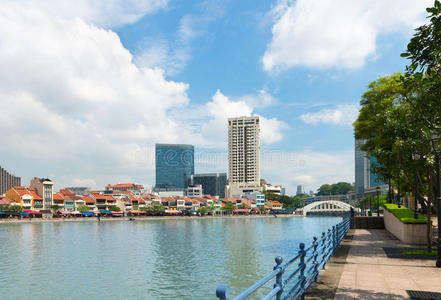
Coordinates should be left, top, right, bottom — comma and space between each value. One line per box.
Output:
216, 217, 351, 300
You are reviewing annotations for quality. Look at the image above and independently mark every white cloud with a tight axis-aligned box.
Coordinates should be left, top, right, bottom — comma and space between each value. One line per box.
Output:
196, 90, 287, 148
0, 3, 285, 189
8, 0, 168, 28
263, 0, 432, 72
261, 149, 354, 193
134, 1, 226, 75
300, 104, 359, 126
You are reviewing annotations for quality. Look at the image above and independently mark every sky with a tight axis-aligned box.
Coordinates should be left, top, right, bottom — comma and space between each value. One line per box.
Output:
0, 0, 433, 194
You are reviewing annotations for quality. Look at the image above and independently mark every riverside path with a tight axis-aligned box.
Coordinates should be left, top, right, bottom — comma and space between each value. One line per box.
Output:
306, 229, 441, 300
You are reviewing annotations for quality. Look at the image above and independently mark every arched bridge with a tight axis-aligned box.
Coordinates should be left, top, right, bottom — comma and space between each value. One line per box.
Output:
297, 200, 357, 216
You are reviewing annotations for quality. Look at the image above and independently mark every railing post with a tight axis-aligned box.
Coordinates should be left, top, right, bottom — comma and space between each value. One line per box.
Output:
332, 225, 336, 252
299, 243, 306, 300
336, 223, 340, 246
216, 284, 230, 300
274, 256, 284, 300
312, 236, 318, 282
321, 232, 326, 269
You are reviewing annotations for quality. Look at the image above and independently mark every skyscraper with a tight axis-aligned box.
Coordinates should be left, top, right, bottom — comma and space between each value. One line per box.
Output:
155, 144, 194, 191
354, 139, 387, 200
0, 166, 21, 195
191, 173, 227, 198
227, 116, 261, 196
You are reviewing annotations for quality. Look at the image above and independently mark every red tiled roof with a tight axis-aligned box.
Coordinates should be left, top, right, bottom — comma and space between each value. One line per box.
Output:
106, 183, 143, 189
53, 193, 65, 200
0, 198, 13, 205
83, 196, 95, 204
29, 191, 42, 200
60, 189, 75, 196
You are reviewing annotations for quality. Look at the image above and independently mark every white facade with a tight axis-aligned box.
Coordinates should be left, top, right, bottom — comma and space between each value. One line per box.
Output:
263, 184, 282, 195
227, 116, 261, 197
186, 185, 203, 197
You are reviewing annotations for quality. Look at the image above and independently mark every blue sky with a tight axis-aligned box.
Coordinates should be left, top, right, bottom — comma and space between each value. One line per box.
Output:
0, 0, 432, 194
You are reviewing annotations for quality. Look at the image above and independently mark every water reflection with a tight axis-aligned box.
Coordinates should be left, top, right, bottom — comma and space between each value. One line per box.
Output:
0, 217, 341, 300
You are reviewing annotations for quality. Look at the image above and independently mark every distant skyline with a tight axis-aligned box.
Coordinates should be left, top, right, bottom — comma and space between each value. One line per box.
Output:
0, 0, 432, 194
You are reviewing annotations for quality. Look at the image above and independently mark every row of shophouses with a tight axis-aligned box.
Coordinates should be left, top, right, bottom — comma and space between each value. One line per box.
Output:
1, 185, 283, 213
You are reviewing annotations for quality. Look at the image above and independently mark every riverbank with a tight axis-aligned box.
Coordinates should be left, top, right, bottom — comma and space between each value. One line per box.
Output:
306, 229, 441, 299
0, 213, 302, 224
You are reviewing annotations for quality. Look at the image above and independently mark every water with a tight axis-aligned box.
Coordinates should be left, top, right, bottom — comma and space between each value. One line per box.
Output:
0, 216, 341, 300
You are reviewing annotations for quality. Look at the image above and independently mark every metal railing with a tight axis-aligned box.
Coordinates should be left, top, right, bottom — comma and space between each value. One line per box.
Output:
216, 217, 351, 300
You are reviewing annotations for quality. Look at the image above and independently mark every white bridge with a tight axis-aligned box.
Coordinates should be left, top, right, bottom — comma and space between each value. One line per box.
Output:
297, 200, 357, 216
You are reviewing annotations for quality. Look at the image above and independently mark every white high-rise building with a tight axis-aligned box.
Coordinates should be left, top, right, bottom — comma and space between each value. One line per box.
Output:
227, 116, 261, 197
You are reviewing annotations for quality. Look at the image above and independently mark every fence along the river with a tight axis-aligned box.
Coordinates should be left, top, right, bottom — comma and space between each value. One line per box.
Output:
215, 217, 351, 300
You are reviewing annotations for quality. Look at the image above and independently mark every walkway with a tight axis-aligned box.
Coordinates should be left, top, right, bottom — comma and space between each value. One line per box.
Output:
306, 229, 441, 300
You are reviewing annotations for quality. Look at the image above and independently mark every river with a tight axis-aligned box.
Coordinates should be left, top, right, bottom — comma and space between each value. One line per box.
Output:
0, 216, 341, 299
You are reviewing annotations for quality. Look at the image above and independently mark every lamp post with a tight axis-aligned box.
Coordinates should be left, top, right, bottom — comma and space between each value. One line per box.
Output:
376, 186, 380, 217
431, 134, 441, 268
412, 153, 421, 219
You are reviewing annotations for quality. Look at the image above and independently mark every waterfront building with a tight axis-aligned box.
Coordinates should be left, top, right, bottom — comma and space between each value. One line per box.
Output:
52, 193, 65, 209
190, 173, 227, 198
155, 144, 194, 191
186, 184, 203, 197
267, 200, 282, 210
82, 196, 96, 210
245, 193, 265, 208
354, 139, 388, 200
262, 183, 283, 195
227, 116, 261, 197
5, 186, 32, 210
0, 166, 21, 195
105, 183, 144, 193
30, 177, 53, 210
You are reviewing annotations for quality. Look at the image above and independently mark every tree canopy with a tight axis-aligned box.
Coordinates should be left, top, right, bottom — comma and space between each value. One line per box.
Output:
317, 182, 354, 196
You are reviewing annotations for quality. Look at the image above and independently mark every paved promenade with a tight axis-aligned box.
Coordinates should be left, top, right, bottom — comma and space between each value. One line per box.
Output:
307, 229, 441, 300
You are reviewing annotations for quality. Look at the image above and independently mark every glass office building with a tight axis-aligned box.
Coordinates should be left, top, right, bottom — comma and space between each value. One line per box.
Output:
155, 144, 194, 190
191, 173, 227, 198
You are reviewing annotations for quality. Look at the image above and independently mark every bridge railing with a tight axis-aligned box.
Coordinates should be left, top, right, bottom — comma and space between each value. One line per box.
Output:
215, 217, 351, 300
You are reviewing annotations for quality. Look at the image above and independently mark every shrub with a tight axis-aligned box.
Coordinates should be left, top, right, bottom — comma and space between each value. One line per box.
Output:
382, 203, 427, 224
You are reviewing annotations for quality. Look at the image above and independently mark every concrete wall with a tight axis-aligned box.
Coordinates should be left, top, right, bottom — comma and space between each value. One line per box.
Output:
383, 209, 427, 245
351, 216, 384, 229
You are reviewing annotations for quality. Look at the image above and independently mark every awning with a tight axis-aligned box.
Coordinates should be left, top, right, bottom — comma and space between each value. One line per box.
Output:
111, 212, 123, 216
23, 210, 42, 215
0, 212, 5, 215
165, 210, 182, 214
71, 211, 81, 215
58, 211, 71, 215
100, 210, 111, 214
233, 209, 251, 213
20, 212, 30, 215
82, 212, 94, 216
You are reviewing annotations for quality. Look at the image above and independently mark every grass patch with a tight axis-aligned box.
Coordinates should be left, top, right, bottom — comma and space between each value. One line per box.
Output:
382, 203, 427, 224
401, 249, 436, 256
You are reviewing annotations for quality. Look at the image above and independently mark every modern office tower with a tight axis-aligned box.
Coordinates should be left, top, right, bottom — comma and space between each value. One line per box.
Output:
155, 144, 194, 191
0, 166, 21, 195
191, 173, 227, 198
30, 177, 53, 210
227, 116, 261, 196
296, 185, 304, 195
354, 139, 387, 200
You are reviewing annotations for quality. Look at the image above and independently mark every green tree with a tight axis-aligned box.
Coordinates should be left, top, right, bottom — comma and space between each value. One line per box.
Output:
77, 205, 91, 213
51, 204, 62, 212
108, 206, 120, 212
317, 182, 353, 195
222, 202, 235, 212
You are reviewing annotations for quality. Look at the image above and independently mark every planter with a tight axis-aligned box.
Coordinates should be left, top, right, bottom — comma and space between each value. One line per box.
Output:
383, 209, 427, 245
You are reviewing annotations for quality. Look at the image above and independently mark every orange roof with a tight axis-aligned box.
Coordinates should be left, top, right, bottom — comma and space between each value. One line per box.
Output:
83, 196, 95, 204
270, 201, 282, 206
14, 186, 27, 190
29, 191, 42, 200
60, 189, 75, 196
106, 183, 143, 189
53, 193, 65, 200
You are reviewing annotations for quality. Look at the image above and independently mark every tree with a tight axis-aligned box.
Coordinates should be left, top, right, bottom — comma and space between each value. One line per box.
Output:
108, 206, 120, 212
0, 204, 10, 211
51, 204, 62, 212
317, 182, 354, 195
77, 205, 90, 213
222, 202, 235, 212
